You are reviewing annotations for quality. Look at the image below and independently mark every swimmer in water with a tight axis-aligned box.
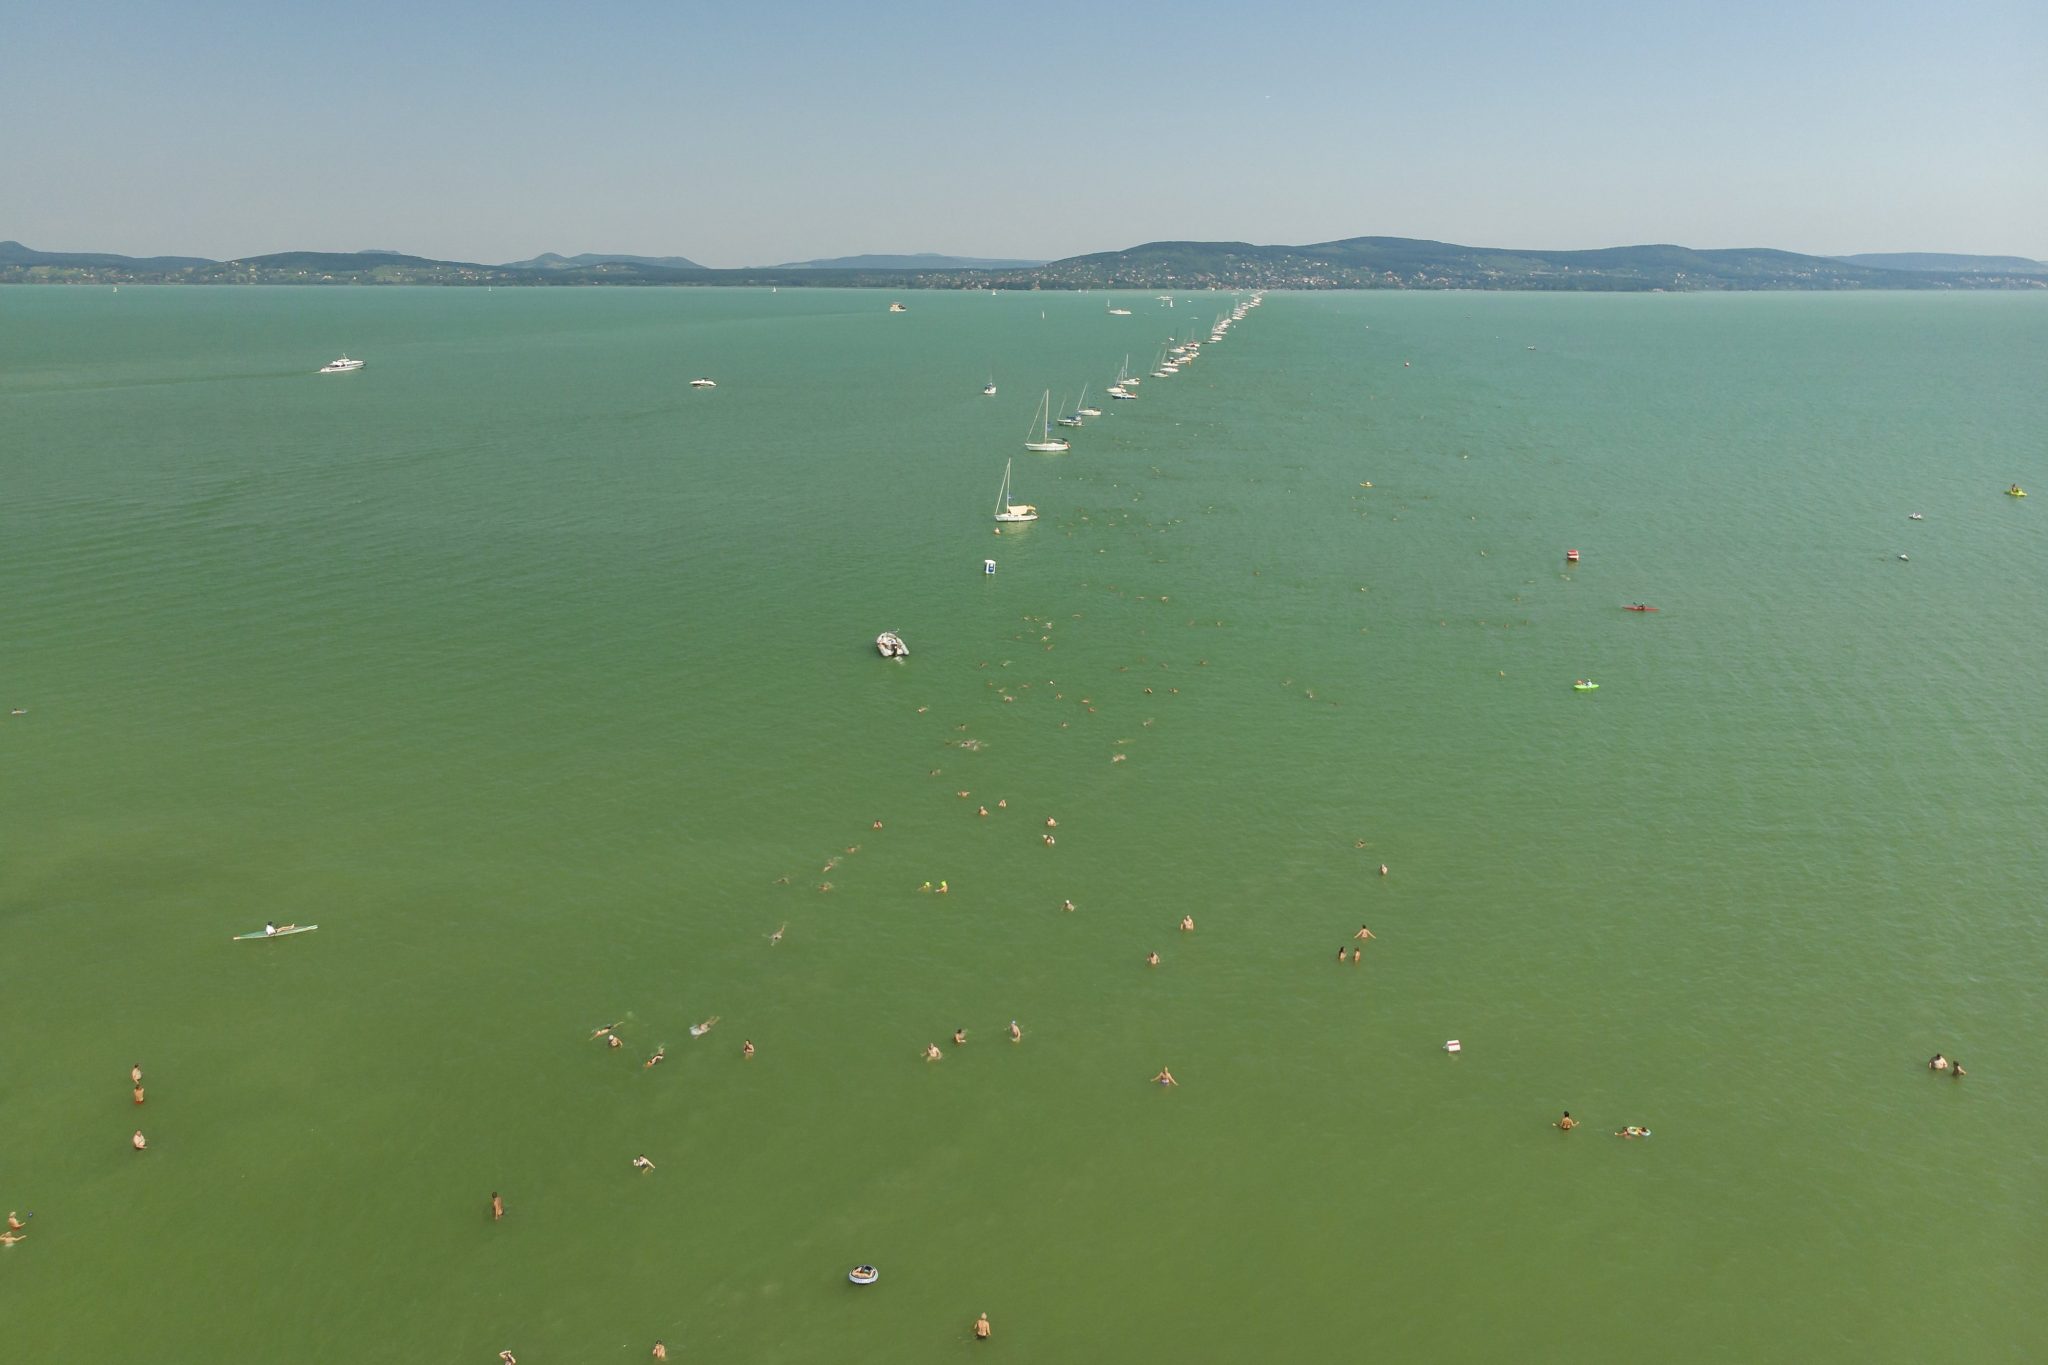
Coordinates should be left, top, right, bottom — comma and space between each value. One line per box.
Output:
691, 1017, 719, 1036
873, 820, 884, 829
974, 1313, 991, 1340
6, 1212, 22, 1230
1153, 1067, 1178, 1086
924, 1043, 943, 1061
1009, 1020, 1021, 1042
1379, 864, 1388, 876
953, 1028, 967, 1046
1350, 946, 1360, 964
501, 1352, 518, 1363
1951, 1062, 1966, 1078
131, 1064, 143, 1085
1928, 1053, 1950, 1072
742, 1040, 755, 1058
491, 1192, 504, 1221
134, 1083, 146, 1104
1146, 951, 1159, 966
1179, 915, 1194, 932
607, 1034, 622, 1050
652, 1343, 667, 1360
0, 1232, 25, 1248
936, 881, 949, 894
1337, 946, 1346, 962
1045, 817, 1057, 828
1062, 899, 1075, 912
978, 806, 988, 817
591, 1022, 623, 1040
632, 1155, 656, 1172
919, 881, 933, 892
645, 1047, 666, 1068
769, 923, 786, 944
1556, 1112, 1577, 1131
1615, 1126, 1649, 1139
132, 1130, 147, 1151
1354, 926, 1375, 941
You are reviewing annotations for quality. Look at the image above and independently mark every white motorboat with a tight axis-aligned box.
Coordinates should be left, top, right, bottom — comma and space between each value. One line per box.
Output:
1107, 302, 1132, 316
982, 372, 997, 397
318, 356, 364, 374
1024, 391, 1070, 453
994, 459, 1038, 523
689, 378, 716, 388
1106, 385, 1135, 400
888, 302, 907, 313
875, 632, 909, 658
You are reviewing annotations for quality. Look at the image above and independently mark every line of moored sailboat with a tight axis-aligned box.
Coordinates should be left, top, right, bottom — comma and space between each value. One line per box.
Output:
988, 292, 1265, 525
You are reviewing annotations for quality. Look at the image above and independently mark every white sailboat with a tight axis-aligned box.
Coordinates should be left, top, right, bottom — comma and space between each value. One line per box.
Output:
1056, 390, 1084, 428
1107, 301, 1132, 316
1024, 391, 1071, 452
994, 459, 1038, 523
1076, 384, 1101, 418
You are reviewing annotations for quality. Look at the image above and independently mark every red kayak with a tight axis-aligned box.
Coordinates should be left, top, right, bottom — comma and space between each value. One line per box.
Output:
1622, 604, 1660, 612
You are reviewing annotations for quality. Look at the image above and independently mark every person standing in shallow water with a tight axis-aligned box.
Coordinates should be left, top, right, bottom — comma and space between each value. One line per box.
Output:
1555, 1112, 1577, 1131
974, 1313, 991, 1340
131, 1130, 147, 1152
491, 1192, 504, 1221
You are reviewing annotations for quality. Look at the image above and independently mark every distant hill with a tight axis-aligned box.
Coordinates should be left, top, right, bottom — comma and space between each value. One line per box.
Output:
0, 239, 215, 271
1014, 236, 2048, 291
774, 252, 1046, 270
1835, 252, 2048, 275
502, 251, 705, 271
6, 237, 2044, 291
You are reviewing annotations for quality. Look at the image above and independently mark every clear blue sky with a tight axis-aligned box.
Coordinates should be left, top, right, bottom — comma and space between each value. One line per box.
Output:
8, 0, 2044, 264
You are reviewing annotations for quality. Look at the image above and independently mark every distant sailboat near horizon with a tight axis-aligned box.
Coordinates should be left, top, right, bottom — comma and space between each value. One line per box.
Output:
1024, 391, 1071, 452
994, 459, 1038, 523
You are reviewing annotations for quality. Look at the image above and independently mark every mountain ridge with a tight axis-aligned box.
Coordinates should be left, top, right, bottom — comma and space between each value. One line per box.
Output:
4, 237, 2043, 291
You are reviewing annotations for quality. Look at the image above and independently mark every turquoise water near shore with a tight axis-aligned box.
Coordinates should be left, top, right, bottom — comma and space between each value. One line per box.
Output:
3, 285, 2044, 1363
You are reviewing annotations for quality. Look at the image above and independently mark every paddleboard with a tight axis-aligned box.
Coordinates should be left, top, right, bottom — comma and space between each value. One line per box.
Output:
232, 925, 318, 941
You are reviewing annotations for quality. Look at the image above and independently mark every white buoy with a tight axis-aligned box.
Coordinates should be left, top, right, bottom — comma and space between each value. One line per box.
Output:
983, 559, 997, 575
1443, 1039, 1462, 1053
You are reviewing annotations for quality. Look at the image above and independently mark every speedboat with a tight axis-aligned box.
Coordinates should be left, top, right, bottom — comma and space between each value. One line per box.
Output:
982, 381, 997, 397
875, 633, 909, 658
689, 378, 716, 388
1908, 512, 1924, 520
318, 356, 364, 374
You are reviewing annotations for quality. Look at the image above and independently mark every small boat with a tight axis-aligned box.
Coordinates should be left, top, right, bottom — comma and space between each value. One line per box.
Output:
983, 558, 997, 575
875, 633, 909, 659
1908, 513, 1924, 520
994, 459, 1037, 523
1621, 604, 1659, 612
982, 373, 997, 397
318, 356, 364, 374
1075, 385, 1101, 418
888, 302, 907, 313
1106, 385, 1135, 400
849, 1265, 879, 1285
2007, 486, 2027, 497
1024, 391, 1070, 453
1573, 680, 1599, 691
232, 924, 319, 941
1055, 391, 1083, 428
1565, 549, 1580, 563
1107, 302, 1132, 316
689, 378, 716, 388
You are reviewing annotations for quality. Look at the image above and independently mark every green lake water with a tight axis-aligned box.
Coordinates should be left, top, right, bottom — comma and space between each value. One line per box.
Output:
2, 285, 2044, 1363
